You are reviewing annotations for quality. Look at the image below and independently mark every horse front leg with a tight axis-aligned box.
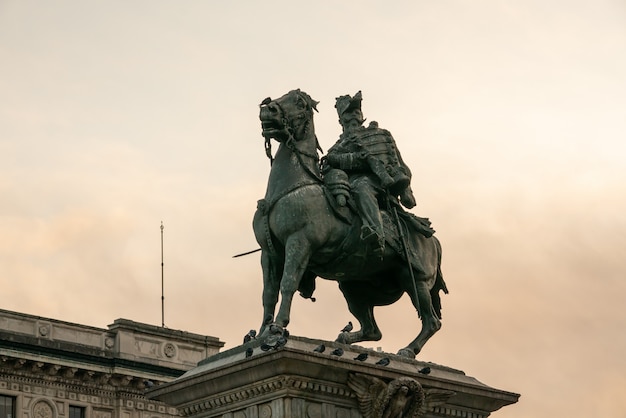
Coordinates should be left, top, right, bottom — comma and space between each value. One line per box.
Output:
260, 250, 281, 336
274, 234, 312, 330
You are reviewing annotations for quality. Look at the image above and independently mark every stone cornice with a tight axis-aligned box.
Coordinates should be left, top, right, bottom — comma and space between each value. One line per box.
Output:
0, 352, 168, 391
108, 319, 223, 347
0, 308, 223, 372
0, 331, 187, 380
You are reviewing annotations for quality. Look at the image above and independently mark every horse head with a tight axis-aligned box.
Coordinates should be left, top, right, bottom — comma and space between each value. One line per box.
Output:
259, 89, 319, 144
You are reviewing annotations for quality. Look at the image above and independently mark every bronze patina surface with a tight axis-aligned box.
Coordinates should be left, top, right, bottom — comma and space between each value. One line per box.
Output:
254, 90, 447, 358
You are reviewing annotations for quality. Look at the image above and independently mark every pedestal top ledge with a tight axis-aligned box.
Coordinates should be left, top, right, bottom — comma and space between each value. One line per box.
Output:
147, 335, 519, 417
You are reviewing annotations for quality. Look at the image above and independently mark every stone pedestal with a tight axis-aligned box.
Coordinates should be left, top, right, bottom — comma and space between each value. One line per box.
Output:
146, 336, 519, 418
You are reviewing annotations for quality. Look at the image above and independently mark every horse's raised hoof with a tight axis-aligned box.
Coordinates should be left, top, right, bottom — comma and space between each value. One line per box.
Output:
397, 347, 417, 359
336, 332, 350, 344
335, 330, 365, 345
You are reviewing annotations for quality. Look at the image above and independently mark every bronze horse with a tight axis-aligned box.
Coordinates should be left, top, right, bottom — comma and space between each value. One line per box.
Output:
253, 89, 447, 357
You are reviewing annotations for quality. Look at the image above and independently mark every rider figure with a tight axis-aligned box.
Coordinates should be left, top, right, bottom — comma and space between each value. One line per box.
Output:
322, 91, 417, 254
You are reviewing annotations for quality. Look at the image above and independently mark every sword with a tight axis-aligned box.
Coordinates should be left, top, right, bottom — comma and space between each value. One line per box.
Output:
392, 206, 421, 315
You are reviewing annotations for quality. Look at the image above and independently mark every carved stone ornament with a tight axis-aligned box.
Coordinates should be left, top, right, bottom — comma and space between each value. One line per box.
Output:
33, 401, 54, 418
347, 373, 455, 418
163, 343, 176, 358
38, 325, 50, 336
105, 337, 115, 349
259, 404, 272, 418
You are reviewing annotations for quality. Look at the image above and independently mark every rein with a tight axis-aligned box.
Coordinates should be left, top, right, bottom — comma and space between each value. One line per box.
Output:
263, 96, 324, 184
284, 136, 324, 183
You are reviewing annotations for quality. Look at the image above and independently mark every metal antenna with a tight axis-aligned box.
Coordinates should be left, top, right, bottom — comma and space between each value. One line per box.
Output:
160, 221, 165, 327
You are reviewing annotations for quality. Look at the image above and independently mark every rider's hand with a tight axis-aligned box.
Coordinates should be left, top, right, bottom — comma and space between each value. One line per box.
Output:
326, 154, 341, 167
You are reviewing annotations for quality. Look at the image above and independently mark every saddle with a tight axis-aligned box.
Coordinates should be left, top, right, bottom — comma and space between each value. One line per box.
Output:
295, 183, 438, 303
319, 179, 435, 270
323, 169, 434, 237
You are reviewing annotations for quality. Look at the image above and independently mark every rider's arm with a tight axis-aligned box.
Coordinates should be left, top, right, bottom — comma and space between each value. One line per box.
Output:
326, 150, 369, 171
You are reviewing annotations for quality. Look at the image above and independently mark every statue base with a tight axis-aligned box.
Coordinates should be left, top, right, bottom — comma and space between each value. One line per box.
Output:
147, 336, 519, 418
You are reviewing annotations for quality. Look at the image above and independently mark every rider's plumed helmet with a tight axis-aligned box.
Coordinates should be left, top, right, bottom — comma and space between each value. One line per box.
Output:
335, 90, 363, 118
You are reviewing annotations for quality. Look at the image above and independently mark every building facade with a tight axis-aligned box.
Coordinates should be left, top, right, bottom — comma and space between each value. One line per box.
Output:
0, 309, 223, 418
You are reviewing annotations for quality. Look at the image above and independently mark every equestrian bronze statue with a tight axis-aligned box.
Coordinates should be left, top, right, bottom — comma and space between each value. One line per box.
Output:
253, 89, 448, 358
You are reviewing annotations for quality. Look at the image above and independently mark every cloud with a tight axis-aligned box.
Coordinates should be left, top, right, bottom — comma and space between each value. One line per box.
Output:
1, 2, 626, 417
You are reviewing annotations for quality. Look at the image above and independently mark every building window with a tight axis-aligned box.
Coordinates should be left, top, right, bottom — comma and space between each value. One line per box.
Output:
69, 406, 85, 418
0, 396, 15, 418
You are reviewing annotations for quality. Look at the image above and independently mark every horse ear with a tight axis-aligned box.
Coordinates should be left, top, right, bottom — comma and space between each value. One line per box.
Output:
297, 90, 319, 112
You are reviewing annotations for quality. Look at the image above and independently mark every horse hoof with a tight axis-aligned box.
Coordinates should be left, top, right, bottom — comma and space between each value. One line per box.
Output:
335, 332, 349, 344
397, 348, 416, 359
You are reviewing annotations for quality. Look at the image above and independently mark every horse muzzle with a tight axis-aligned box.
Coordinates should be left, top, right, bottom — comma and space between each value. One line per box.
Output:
260, 106, 287, 140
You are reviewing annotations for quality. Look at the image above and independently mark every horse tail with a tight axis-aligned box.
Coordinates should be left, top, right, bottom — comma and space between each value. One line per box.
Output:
430, 237, 449, 319
298, 270, 317, 302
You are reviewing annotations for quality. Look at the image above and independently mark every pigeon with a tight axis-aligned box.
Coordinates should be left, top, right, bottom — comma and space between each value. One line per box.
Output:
313, 344, 326, 353
375, 357, 390, 366
353, 353, 368, 361
330, 347, 344, 357
418, 366, 431, 375
260, 343, 272, 351
245, 347, 254, 358
341, 321, 353, 333
275, 336, 287, 348
143, 380, 154, 388
243, 329, 257, 344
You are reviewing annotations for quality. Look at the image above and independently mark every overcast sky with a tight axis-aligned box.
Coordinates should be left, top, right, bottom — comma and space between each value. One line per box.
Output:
1, 1, 626, 417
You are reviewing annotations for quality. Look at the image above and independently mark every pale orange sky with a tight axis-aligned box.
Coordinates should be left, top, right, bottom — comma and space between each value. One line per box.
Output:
1, 1, 626, 417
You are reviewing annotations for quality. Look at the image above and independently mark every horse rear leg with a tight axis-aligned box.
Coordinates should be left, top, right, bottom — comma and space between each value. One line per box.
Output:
336, 281, 383, 344
398, 278, 442, 358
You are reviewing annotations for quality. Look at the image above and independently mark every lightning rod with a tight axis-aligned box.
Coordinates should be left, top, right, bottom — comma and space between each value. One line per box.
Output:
160, 221, 165, 327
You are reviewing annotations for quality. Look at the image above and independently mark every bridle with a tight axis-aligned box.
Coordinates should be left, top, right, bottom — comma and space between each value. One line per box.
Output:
260, 92, 324, 183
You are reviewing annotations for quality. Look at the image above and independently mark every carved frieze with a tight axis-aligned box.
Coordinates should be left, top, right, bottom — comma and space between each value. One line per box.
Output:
178, 376, 359, 418
92, 409, 113, 418
0, 356, 163, 391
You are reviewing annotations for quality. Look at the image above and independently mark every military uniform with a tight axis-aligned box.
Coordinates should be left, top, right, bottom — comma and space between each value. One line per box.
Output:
323, 91, 417, 253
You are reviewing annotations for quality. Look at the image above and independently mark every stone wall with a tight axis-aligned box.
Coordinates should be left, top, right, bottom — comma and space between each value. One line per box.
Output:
0, 308, 224, 418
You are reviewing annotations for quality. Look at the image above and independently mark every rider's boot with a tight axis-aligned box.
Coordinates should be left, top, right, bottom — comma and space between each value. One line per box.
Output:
354, 186, 386, 256
360, 225, 384, 258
